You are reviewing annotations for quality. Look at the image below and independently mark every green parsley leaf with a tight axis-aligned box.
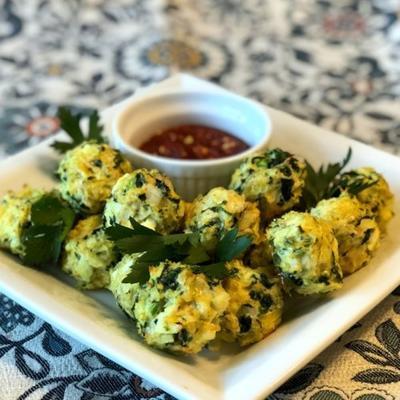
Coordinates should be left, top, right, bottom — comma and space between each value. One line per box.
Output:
328, 174, 378, 198
51, 107, 106, 154
192, 262, 229, 280
104, 223, 138, 240
105, 219, 161, 242
123, 261, 152, 285
182, 245, 210, 265
346, 180, 377, 196
302, 148, 352, 208
88, 111, 104, 142
162, 233, 195, 246
216, 228, 252, 262
122, 250, 180, 285
30, 194, 75, 238
105, 218, 194, 254
21, 194, 76, 267
138, 247, 178, 262
22, 224, 64, 267
112, 235, 167, 254
109, 220, 252, 284
50, 141, 76, 154
58, 107, 84, 143
129, 218, 161, 236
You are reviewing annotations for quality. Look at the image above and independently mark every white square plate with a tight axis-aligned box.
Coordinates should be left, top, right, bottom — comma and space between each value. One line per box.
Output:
0, 75, 399, 400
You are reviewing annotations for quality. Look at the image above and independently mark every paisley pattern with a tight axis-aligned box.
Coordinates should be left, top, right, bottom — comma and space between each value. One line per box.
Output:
0, 0, 400, 399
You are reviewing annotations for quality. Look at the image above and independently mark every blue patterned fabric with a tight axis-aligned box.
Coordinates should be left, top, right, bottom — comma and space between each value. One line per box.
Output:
0, 1, 400, 399
0, 297, 171, 399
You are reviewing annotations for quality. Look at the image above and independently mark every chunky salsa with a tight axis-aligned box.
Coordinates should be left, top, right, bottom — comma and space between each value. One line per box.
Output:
139, 124, 249, 160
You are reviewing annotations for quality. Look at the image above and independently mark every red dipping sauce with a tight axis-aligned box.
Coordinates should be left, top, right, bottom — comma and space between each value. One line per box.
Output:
139, 125, 249, 160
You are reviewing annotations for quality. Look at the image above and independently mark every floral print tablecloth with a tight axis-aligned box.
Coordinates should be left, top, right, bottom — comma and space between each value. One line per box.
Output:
1, 1, 400, 399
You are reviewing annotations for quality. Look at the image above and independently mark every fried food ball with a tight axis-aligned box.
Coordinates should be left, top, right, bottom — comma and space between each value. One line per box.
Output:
219, 260, 283, 346
331, 167, 394, 231
185, 187, 261, 252
58, 142, 132, 214
311, 195, 380, 275
0, 186, 44, 257
133, 261, 229, 354
103, 169, 185, 234
62, 215, 116, 289
229, 148, 307, 220
245, 236, 274, 269
108, 253, 142, 319
267, 211, 343, 295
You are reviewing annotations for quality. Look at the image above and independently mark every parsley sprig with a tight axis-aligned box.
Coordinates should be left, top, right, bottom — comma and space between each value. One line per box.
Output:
105, 218, 252, 284
22, 194, 76, 267
302, 148, 377, 208
327, 174, 378, 199
302, 148, 352, 208
51, 107, 106, 153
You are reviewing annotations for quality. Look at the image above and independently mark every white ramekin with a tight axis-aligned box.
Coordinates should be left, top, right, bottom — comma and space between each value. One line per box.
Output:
112, 89, 271, 200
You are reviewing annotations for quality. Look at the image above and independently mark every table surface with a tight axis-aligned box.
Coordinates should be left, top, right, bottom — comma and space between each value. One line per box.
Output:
1, 1, 400, 399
